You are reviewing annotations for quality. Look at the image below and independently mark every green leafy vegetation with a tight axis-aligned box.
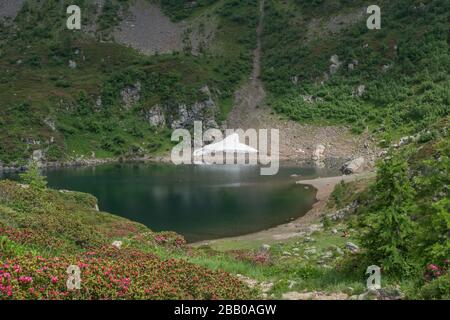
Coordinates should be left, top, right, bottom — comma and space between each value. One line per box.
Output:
0, 0, 258, 165
320, 123, 450, 298
160, 0, 220, 21
18, 161, 47, 190
262, 0, 449, 135
0, 0, 448, 300
0, 179, 255, 299
355, 125, 449, 278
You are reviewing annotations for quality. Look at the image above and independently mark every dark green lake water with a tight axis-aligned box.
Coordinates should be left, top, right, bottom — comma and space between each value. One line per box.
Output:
19, 163, 337, 242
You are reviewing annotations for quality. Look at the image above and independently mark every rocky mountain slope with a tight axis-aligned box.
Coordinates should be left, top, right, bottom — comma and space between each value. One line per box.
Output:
2, 0, 447, 170
0, 0, 256, 167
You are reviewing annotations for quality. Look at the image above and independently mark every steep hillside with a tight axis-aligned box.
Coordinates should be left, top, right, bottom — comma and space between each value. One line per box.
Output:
0, 0, 257, 167
262, 0, 449, 138
0, 178, 255, 299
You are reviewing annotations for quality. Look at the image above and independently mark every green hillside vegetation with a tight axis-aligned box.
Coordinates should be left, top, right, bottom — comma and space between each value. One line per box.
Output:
0, 0, 448, 300
262, 0, 449, 138
197, 125, 449, 299
0, 123, 447, 299
0, 175, 256, 299
0, 0, 257, 165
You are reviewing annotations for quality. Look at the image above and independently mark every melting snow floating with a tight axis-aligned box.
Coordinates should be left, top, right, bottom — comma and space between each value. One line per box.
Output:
193, 133, 258, 157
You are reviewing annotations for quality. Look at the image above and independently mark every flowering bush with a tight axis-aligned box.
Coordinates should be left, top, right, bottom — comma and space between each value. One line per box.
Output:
424, 260, 448, 282
153, 232, 186, 248
230, 250, 272, 266
132, 231, 186, 249
0, 181, 255, 300
0, 247, 254, 300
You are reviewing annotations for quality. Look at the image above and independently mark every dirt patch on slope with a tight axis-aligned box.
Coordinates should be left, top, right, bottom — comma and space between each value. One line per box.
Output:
112, 0, 216, 55
306, 7, 366, 41
0, 0, 25, 20
113, 0, 185, 54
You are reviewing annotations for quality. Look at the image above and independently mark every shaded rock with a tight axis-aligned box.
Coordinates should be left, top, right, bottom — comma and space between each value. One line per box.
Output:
121, 82, 141, 109
341, 157, 365, 175
144, 105, 166, 127
355, 288, 404, 300
282, 291, 348, 300
348, 59, 358, 71
95, 96, 103, 109
32, 149, 44, 162
0, 0, 26, 20
112, 240, 123, 249
170, 85, 218, 129
312, 144, 325, 162
382, 64, 392, 72
352, 84, 366, 97
328, 202, 358, 221
345, 242, 359, 253
304, 247, 317, 255
69, 60, 77, 69
376, 288, 405, 300
329, 54, 342, 75
399, 136, 415, 146
44, 118, 56, 131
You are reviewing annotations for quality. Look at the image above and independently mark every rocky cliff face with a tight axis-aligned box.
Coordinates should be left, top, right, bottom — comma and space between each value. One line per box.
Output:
119, 79, 219, 130
169, 85, 219, 130
141, 85, 219, 130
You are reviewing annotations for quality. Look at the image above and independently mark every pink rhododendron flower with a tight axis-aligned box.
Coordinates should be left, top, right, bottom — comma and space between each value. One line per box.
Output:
18, 276, 33, 284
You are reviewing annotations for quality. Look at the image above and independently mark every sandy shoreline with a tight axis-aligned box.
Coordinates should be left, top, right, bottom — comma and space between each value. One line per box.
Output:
191, 171, 375, 247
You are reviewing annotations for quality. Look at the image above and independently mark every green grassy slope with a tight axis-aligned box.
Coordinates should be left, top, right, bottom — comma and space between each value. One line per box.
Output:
1, 123, 447, 300
0, 179, 256, 299
261, 0, 449, 138
0, 0, 258, 165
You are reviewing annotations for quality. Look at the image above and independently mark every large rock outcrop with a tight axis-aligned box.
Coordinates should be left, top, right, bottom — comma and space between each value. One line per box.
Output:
121, 82, 141, 110
341, 157, 365, 175
144, 105, 166, 128
170, 85, 219, 129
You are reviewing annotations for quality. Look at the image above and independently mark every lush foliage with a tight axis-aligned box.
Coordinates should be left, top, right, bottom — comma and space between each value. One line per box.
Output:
18, 162, 47, 189
354, 127, 449, 286
0, 248, 253, 299
0, 0, 258, 165
0, 180, 255, 299
160, 0, 220, 21
262, 0, 449, 136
